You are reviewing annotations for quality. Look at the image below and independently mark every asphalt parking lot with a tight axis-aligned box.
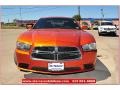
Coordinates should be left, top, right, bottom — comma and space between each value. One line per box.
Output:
0, 29, 119, 84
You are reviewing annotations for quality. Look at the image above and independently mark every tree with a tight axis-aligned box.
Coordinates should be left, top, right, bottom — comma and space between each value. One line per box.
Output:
72, 14, 81, 21
93, 20, 99, 25
82, 22, 89, 30
82, 22, 88, 26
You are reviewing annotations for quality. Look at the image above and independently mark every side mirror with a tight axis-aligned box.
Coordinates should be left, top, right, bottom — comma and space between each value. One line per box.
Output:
26, 24, 33, 29
81, 25, 88, 30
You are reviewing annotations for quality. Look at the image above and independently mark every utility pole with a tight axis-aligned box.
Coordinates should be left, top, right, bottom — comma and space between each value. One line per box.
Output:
19, 7, 22, 25
78, 6, 80, 25
101, 9, 104, 21
8, 19, 9, 23
20, 7, 22, 20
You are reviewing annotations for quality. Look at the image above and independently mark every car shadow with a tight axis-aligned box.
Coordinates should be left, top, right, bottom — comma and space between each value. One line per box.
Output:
24, 58, 111, 82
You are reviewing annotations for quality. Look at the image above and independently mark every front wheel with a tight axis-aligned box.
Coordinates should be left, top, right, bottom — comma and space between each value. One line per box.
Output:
112, 32, 117, 36
98, 32, 102, 36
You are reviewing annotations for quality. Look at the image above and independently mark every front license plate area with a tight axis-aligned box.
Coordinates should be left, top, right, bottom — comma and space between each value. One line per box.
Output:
107, 30, 110, 32
48, 63, 64, 71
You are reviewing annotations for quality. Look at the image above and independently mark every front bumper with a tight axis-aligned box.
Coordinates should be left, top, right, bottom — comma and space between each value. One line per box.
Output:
15, 49, 97, 74
99, 30, 116, 34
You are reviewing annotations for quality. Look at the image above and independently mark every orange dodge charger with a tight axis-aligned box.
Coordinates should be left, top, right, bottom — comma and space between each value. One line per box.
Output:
14, 17, 97, 74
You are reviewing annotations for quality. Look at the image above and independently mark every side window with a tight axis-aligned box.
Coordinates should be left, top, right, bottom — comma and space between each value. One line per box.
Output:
33, 19, 45, 29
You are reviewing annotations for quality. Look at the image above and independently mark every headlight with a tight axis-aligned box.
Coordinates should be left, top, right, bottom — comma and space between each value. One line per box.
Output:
82, 43, 96, 51
16, 42, 31, 51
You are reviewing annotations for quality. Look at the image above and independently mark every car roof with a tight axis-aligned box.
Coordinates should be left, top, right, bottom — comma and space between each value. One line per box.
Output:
40, 16, 73, 19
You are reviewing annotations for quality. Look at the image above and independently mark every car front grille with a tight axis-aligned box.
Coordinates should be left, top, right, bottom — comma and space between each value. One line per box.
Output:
104, 28, 115, 30
31, 46, 81, 61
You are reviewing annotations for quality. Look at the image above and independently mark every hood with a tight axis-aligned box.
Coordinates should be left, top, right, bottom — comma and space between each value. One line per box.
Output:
18, 29, 95, 47
99, 25, 116, 28
32, 29, 80, 46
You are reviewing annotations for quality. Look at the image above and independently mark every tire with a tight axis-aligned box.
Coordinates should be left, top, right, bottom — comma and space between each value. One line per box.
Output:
113, 32, 117, 36
98, 32, 102, 36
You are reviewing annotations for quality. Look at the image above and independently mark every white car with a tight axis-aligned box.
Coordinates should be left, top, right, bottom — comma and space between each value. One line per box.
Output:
98, 21, 117, 36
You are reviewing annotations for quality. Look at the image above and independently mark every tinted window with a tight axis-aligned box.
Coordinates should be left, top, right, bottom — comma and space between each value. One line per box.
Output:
33, 18, 80, 29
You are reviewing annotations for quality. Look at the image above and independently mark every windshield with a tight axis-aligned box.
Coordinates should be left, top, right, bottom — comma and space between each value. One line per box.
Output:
101, 22, 113, 25
33, 18, 80, 29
